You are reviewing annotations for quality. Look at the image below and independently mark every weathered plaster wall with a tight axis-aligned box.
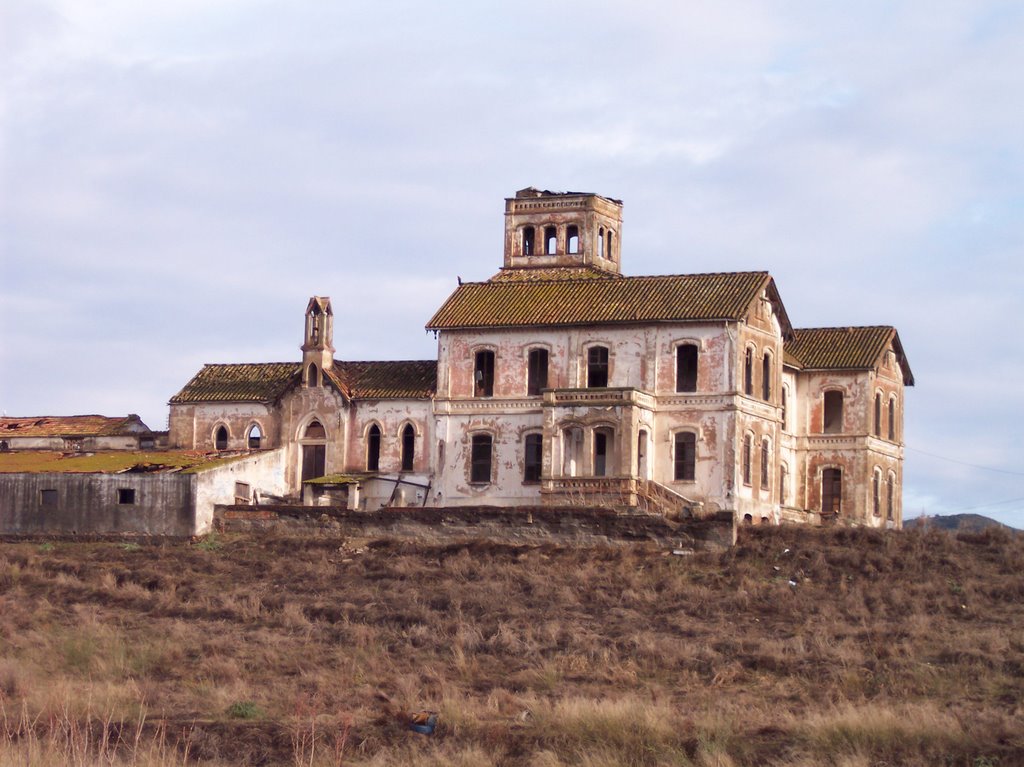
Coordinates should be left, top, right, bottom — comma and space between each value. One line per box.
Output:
169, 402, 280, 451
193, 449, 289, 534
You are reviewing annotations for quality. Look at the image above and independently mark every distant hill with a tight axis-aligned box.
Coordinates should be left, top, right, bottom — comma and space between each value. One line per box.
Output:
917, 513, 1016, 532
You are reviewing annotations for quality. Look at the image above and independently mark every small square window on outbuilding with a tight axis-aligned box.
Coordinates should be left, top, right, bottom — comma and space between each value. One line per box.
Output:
234, 482, 251, 503
40, 489, 58, 506
117, 488, 136, 505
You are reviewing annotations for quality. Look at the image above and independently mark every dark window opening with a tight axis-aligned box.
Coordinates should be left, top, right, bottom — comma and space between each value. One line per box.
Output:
760, 439, 770, 490
567, 225, 579, 254
598, 227, 605, 258
587, 346, 609, 388
888, 398, 896, 441
367, 424, 381, 471
781, 386, 789, 431
524, 434, 542, 482
474, 350, 495, 397
874, 393, 882, 437
742, 435, 752, 486
762, 354, 772, 401
401, 424, 415, 472
117, 488, 136, 505
674, 432, 696, 481
215, 426, 228, 451
873, 471, 881, 516
822, 468, 842, 514
606, 230, 614, 260
544, 226, 557, 255
676, 344, 698, 393
887, 476, 895, 520
471, 434, 492, 483
522, 226, 535, 255
247, 424, 262, 450
306, 364, 319, 387
40, 489, 57, 506
744, 348, 754, 396
823, 391, 843, 434
594, 430, 610, 477
0, 440, 8, 452
527, 348, 548, 396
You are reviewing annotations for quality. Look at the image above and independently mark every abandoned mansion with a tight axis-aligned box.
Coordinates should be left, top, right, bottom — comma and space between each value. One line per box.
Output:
165, 188, 914, 528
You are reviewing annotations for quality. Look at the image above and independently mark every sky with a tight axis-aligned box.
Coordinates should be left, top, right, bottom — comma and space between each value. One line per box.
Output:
2, 1, 1023, 526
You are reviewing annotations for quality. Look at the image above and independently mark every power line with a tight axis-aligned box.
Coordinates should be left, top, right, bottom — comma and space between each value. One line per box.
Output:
905, 445, 1024, 477
932, 496, 1024, 514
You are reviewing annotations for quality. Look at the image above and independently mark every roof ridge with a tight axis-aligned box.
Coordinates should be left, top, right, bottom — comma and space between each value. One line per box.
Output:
471, 269, 770, 286
794, 325, 894, 332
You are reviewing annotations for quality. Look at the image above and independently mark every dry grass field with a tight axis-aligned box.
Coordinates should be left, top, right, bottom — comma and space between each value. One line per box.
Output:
1, 524, 1022, 766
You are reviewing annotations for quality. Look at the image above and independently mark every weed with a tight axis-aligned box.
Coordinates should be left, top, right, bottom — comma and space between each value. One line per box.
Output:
227, 700, 262, 719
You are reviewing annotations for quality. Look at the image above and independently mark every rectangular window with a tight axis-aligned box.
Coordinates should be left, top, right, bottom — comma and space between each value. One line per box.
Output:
117, 488, 136, 505
523, 434, 542, 482
674, 432, 696, 481
822, 468, 842, 514
594, 431, 609, 476
527, 349, 548, 396
470, 434, 492, 483
823, 391, 843, 434
676, 345, 698, 392
587, 346, 609, 388
474, 350, 494, 397
234, 482, 251, 503
40, 489, 58, 506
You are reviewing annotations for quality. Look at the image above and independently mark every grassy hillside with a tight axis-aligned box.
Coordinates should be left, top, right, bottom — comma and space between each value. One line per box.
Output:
1, 525, 1022, 766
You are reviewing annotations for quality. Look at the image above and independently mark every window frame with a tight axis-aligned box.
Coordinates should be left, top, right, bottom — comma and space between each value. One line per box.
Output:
675, 343, 698, 393
474, 349, 495, 397
117, 488, 136, 505
527, 348, 549, 397
760, 438, 770, 490
366, 423, 382, 471
673, 431, 697, 482
823, 390, 844, 434
744, 346, 754, 396
742, 433, 753, 486
470, 433, 493, 484
214, 425, 229, 451
586, 345, 609, 388
822, 467, 842, 514
522, 226, 535, 255
400, 423, 415, 472
888, 396, 897, 441
523, 433, 543, 483
761, 352, 772, 401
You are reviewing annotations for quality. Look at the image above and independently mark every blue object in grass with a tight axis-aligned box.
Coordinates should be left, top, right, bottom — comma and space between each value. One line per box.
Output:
409, 712, 438, 735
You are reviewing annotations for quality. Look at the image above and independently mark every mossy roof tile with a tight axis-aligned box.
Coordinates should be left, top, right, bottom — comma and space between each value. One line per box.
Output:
787, 326, 914, 384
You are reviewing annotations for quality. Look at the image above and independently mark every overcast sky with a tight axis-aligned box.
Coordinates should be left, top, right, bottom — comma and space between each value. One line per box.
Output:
2, 1, 1022, 525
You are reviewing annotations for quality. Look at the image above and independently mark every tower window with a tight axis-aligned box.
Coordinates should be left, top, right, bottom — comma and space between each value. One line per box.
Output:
674, 432, 696, 481
823, 391, 843, 434
744, 347, 754, 396
742, 434, 753, 486
567, 225, 579, 254
544, 226, 557, 255
887, 473, 896, 520
247, 424, 263, 450
762, 353, 772, 401
587, 346, 609, 388
470, 434, 493, 483
474, 350, 495, 397
873, 469, 881, 516
367, 424, 381, 471
522, 226, 535, 255
215, 426, 228, 451
888, 397, 897, 441
779, 463, 788, 505
527, 348, 548, 396
781, 385, 789, 431
401, 424, 415, 472
874, 393, 882, 437
606, 230, 614, 261
598, 227, 605, 258
306, 364, 319, 387
523, 433, 542, 482
676, 344, 698, 392
760, 439, 770, 490
822, 468, 842, 514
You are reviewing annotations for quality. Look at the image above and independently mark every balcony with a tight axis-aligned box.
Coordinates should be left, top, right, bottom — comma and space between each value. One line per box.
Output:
543, 387, 656, 410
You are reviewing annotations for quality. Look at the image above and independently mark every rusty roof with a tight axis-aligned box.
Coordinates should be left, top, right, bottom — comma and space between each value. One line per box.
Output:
330, 360, 437, 399
0, 415, 150, 438
0, 450, 247, 474
427, 271, 791, 331
170, 363, 301, 404
786, 326, 914, 384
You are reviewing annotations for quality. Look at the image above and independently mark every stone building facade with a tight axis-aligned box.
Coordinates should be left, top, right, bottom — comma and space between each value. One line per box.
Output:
169, 188, 913, 527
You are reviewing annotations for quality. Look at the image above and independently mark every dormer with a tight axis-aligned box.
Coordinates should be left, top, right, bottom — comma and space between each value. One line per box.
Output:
301, 296, 334, 378
503, 188, 623, 274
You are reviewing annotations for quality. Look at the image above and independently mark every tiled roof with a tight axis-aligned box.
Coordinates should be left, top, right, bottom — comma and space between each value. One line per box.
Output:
427, 272, 781, 330
0, 415, 149, 438
0, 450, 246, 474
786, 326, 914, 384
170, 363, 301, 404
489, 266, 622, 282
330, 360, 437, 399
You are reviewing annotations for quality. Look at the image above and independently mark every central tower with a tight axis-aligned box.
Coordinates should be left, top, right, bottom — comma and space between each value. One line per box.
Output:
502, 188, 623, 275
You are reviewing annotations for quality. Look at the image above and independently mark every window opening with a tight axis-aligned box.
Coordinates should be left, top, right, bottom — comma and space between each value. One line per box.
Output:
470, 434, 492, 483
522, 226, 535, 255
367, 424, 381, 471
888, 397, 896, 441
474, 350, 495, 397
215, 426, 228, 451
306, 363, 319, 387
674, 432, 696, 481
524, 433, 542, 482
563, 427, 582, 477
744, 348, 754, 396
527, 348, 549, 396
234, 482, 251, 503
606, 230, 614, 261
822, 468, 842, 514
40, 489, 57, 506
247, 424, 263, 450
593, 430, 610, 477
587, 346, 609, 388
762, 354, 772, 401
780, 463, 788, 505
823, 391, 843, 434
544, 226, 557, 255
887, 474, 895, 520
0, 441, 8, 452
401, 424, 415, 472
873, 470, 881, 516
304, 421, 326, 439
117, 488, 136, 505
676, 344, 698, 393
760, 439, 770, 490
874, 393, 882, 437
567, 225, 579, 254
598, 227, 605, 258
781, 385, 789, 431
742, 435, 752, 485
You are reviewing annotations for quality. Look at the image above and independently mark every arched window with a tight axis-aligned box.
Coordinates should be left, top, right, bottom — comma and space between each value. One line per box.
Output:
474, 350, 495, 397
762, 353, 772, 401
744, 347, 754, 396
760, 439, 770, 490
522, 226, 535, 255
888, 396, 897, 441
544, 226, 557, 255
366, 424, 381, 471
874, 392, 883, 437
523, 433, 543, 482
676, 344, 698, 393
822, 468, 842, 514
306, 364, 319, 387
567, 225, 579, 254
401, 424, 415, 472
598, 227, 605, 258
674, 432, 696, 481
823, 391, 843, 434
301, 420, 327, 483
305, 420, 326, 439
606, 230, 614, 261
470, 434, 492, 483
587, 346, 609, 388
872, 469, 882, 516
742, 434, 753, 486
247, 424, 263, 449
887, 472, 896, 520
214, 426, 228, 451
781, 385, 789, 431
527, 348, 548, 396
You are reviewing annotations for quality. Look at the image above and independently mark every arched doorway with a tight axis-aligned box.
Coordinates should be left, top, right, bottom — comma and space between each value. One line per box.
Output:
301, 420, 327, 483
